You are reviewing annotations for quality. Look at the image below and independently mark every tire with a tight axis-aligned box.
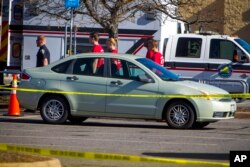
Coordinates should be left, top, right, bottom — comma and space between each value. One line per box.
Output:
40, 96, 69, 124
165, 100, 195, 129
192, 122, 210, 129
68, 116, 88, 124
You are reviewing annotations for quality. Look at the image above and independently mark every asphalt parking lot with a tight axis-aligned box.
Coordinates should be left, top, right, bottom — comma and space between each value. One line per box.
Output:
0, 111, 250, 167
1, 88, 250, 166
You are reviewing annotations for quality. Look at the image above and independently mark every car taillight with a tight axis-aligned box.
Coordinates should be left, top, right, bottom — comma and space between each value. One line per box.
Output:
21, 73, 31, 81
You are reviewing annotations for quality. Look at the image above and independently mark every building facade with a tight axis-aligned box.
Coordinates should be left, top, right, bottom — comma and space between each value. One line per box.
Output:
180, 0, 250, 43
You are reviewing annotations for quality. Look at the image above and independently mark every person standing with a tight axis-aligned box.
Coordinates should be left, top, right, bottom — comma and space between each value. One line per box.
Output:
150, 39, 164, 66
36, 35, 50, 67
106, 37, 118, 53
107, 37, 121, 70
89, 32, 104, 73
90, 32, 104, 53
144, 38, 154, 60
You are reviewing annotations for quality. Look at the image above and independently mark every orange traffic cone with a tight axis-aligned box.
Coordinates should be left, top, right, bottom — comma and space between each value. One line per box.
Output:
6, 74, 21, 116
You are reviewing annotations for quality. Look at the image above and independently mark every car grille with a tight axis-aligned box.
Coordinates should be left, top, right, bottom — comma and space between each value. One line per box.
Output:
213, 112, 234, 118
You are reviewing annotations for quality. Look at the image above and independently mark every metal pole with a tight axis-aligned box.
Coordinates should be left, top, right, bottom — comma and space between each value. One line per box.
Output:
69, 8, 73, 55
0, 0, 3, 48
64, 22, 68, 58
74, 26, 77, 55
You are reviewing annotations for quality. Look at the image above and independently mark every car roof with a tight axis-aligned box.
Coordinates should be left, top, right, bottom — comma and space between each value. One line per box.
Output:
169, 33, 230, 38
44, 53, 143, 68
70, 53, 142, 60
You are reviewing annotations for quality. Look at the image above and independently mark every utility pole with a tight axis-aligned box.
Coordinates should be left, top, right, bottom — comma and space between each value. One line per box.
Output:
0, 0, 5, 85
69, 8, 73, 55
64, 0, 79, 56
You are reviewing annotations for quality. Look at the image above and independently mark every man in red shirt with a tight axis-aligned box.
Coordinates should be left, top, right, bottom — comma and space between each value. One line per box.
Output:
89, 32, 104, 73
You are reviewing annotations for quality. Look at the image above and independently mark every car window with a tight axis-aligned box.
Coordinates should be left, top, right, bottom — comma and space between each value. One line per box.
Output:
73, 58, 105, 77
137, 58, 179, 81
235, 38, 250, 54
209, 39, 248, 62
127, 61, 146, 80
51, 60, 73, 74
209, 39, 240, 61
176, 38, 202, 58
110, 58, 125, 78
110, 58, 147, 81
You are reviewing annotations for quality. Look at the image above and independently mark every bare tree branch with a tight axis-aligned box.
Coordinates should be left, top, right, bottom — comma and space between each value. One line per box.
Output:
24, 0, 224, 36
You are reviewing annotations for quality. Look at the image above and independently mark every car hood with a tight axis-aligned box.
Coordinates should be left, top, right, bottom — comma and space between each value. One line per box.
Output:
180, 80, 228, 94
164, 80, 229, 95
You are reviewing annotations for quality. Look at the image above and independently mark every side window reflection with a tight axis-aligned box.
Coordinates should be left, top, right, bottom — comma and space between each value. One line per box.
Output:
110, 59, 147, 81
73, 58, 105, 76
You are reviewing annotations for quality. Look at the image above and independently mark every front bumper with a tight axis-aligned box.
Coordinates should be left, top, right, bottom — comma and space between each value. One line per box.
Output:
196, 99, 237, 122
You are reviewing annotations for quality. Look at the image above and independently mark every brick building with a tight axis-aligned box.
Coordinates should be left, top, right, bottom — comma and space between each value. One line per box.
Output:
179, 0, 250, 43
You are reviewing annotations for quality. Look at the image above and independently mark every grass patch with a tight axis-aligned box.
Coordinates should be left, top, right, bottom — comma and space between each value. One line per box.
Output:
0, 150, 51, 163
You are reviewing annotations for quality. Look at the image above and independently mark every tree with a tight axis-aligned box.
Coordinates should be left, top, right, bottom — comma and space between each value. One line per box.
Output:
24, 0, 74, 21
81, 0, 224, 36
25, 0, 146, 38
81, 0, 146, 38
25, 0, 223, 36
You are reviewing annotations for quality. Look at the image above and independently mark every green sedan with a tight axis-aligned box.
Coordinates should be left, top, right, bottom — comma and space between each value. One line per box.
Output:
17, 53, 237, 129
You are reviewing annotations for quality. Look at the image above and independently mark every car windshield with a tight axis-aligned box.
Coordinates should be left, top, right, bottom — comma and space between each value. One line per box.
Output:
136, 58, 179, 81
235, 38, 250, 54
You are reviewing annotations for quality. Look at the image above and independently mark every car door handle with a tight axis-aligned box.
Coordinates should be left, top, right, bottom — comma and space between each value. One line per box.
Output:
66, 76, 79, 81
110, 80, 123, 86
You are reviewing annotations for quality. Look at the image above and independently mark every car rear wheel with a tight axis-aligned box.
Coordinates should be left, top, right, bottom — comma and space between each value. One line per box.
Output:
68, 117, 88, 124
40, 96, 69, 124
165, 101, 195, 129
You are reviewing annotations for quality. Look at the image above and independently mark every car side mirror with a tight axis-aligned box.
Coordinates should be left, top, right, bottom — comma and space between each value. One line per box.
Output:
234, 56, 247, 64
237, 50, 248, 63
138, 74, 154, 83
241, 55, 248, 63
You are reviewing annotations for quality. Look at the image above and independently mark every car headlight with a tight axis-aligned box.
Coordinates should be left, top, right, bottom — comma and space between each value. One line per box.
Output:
200, 91, 218, 100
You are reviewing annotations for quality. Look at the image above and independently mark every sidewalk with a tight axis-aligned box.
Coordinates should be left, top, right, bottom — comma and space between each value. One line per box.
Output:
235, 100, 250, 119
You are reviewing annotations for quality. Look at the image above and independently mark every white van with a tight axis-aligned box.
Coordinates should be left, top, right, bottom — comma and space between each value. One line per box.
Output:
162, 33, 250, 98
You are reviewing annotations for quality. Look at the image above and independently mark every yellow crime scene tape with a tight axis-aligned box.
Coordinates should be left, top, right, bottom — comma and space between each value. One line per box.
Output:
0, 85, 250, 99
0, 143, 229, 166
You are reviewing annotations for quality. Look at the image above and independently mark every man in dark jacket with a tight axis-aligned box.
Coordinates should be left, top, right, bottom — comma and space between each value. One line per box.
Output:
36, 35, 50, 67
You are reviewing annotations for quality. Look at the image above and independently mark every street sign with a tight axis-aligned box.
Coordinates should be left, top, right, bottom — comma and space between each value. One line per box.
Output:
65, 0, 79, 8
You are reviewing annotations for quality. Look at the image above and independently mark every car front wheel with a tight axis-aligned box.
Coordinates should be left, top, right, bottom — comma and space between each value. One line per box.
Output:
165, 101, 195, 129
40, 96, 69, 124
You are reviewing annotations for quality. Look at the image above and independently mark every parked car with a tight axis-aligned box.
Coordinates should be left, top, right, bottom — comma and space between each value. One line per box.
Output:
17, 53, 237, 129
162, 34, 250, 99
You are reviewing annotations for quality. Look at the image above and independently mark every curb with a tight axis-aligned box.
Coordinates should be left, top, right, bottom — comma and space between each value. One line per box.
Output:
0, 158, 61, 167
